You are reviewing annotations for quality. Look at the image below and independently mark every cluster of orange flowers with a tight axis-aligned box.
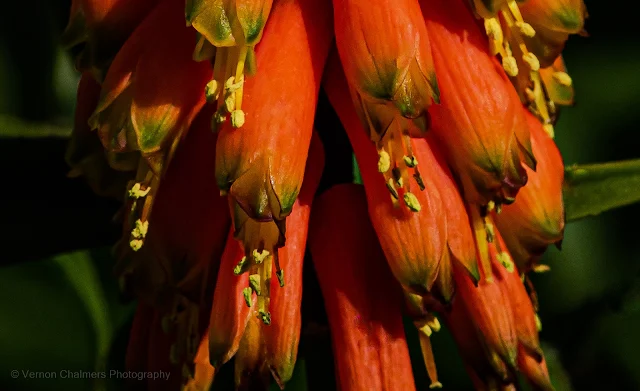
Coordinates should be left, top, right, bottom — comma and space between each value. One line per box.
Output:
64, 0, 586, 389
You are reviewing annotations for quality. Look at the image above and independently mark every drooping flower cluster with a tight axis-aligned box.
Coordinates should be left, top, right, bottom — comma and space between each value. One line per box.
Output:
64, 0, 584, 389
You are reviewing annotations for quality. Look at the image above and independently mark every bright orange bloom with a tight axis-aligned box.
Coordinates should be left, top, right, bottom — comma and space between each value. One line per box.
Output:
333, 0, 439, 209
309, 184, 416, 391
63, 0, 160, 76
214, 0, 332, 322
495, 111, 565, 272
210, 134, 324, 388
421, 0, 536, 206
520, 0, 587, 67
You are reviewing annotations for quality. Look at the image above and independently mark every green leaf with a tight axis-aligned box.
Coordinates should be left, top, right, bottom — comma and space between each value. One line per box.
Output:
0, 248, 135, 391
564, 159, 640, 222
0, 114, 71, 138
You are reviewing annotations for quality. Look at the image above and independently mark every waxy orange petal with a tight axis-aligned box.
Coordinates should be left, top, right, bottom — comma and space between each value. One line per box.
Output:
421, 0, 536, 206
215, 0, 333, 221
309, 184, 416, 391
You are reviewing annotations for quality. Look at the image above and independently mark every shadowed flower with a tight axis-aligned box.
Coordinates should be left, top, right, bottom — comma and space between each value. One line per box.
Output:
495, 110, 565, 272
90, 0, 212, 253
309, 184, 417, 391
62, 0, 160, 78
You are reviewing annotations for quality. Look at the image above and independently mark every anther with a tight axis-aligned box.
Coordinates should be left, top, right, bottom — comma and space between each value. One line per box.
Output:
403, 192, 421, 212
129, 239, 143, 251
249, 274, 261, 295
259, 310, 271, 325
516, 21, 536, 37
242, 287, 253, 307
496, 252, 515, 272
231, 110, 245, 128
233, 256, 249, 275
522, 52, 540, 71
485, 222, 495, 243
502, 56, 519, 77
419, 324, 433, 338
543, 123, 555, 138
128, 183, 150, 199
205, 80, 219, 102
253, 249, 270, 264
131, 219, 148, 239
403, 155, 418, 168
378, 150, 391, 173
552, 71, 573, 86
533, 264, 551, 273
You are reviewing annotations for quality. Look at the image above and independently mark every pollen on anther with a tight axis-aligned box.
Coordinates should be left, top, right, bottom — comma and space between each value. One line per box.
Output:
378, 150, 391, 173
128, 183, 150, 199
231, 110, 245, 128
253, 249, 270, 264
552, 71, 573, 86
502, 56, 519, 77
130, 239, 143, 251
522, 52, 540, 71
403, 192, 421, 212
205, 80, 219, 102
516, 21, 536, 37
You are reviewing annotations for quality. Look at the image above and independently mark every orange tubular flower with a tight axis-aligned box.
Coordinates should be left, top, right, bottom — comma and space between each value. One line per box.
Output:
90, 0, 212, 253
332, 0, 439, 210
309, 184, 416, 391
421, 0, 536, 206
62, 0, 160, 76
495, 111, 565, 272
214, 0, 332, 322
210, 135, 324, 388
446, 226, 552, 390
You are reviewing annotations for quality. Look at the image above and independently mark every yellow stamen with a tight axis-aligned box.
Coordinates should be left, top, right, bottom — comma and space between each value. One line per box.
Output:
543, 123, 555, 138
231, 110, 245, 128
497, 251, 515, 272
403, 192, 421, 212
533, 264, 551, 273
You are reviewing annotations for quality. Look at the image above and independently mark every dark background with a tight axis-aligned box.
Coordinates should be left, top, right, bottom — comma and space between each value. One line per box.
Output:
1, 1, 639, 390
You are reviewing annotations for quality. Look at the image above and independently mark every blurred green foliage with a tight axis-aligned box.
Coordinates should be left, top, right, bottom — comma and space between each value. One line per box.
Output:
1, 0, 639, 390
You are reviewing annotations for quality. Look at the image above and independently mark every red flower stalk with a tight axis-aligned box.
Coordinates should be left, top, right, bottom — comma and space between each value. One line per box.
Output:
421, 0, 536, 206
309, 184, 417, 391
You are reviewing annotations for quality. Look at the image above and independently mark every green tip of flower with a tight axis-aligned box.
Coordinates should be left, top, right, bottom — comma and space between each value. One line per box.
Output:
233, 256, 249, 275
249, 274, 261, 295
276, 270, 285, 287
242, 287, 253, 308
535, 314, 542, 332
